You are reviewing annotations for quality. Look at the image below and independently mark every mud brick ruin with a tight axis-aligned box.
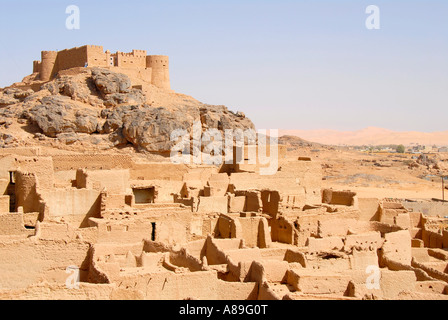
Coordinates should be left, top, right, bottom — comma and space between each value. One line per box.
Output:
0, 45, 448, 300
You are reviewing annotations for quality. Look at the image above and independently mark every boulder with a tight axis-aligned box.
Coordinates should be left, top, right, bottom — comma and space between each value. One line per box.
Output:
28, 96, 99, 137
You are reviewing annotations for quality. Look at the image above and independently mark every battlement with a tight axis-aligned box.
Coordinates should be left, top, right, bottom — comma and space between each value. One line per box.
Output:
132, 49, 147, 57
41, 51, 58, 57
147, 55, 169, 64
86, 45, 104, 50
33, 45, 170, 89
58, 45, 87, 52
114, 50, 147, 58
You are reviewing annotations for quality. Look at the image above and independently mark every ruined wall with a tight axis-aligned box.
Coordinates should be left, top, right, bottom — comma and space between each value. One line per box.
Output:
230, 160, 322, 206
40, 189, 101, 228
0, 147, 41, 158
197, 196, 228, 214
77, 169, 130, 194
205, 173, 230, 197
205, 237, 239, 265
245, 190, 262, 212
0, 156, 16, 181
0, 213, 30, 235
14, 156, 54, 190
381, 230, 412, 265
132, 180, 183, 203
402, 200, 448, 218
15, 171, 40, 213
130, 162, 192, 181
90, 208, 193, 245
358, 198, 380, 221
322, 189, 357, 206
270, 216, 294, 245
294, 210, 361, 247
0, 239, 90, 290
88, 218, 156, 244
116, 269, 256, 300
238, 217, 264, 248
422, 229, 444, 249
214, 215, 270, 248
229, 194, 246, 213
90, 241, 257, 299
261, 190, 280, 217
52, 154, 133, 171
169, 249, 203, 272
0, 195, 9, 212
233, 145, 288, 172
0, 283, 134, 300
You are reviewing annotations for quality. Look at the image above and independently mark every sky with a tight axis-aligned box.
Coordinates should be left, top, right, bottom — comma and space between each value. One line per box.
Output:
0, 0, 447, 132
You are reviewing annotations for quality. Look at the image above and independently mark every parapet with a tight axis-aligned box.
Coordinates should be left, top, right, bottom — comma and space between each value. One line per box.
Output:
132, 50, 147, 57
86, 45, 104, 50
41, 51, 58, 59
146, 55, 169, 66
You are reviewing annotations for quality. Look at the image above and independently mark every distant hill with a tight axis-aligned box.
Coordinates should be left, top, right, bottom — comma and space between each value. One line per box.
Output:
279, 127, 448, 146
278, 135, 324, 148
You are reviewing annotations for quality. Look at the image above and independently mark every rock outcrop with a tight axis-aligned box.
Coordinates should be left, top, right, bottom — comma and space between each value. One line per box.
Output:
0, 67, 255, 154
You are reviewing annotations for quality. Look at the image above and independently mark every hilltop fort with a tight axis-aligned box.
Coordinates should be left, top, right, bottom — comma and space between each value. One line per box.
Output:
33, 45, 170, 90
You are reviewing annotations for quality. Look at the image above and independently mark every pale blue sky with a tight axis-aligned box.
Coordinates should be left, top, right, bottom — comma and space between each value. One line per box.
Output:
0, 0, 447, 132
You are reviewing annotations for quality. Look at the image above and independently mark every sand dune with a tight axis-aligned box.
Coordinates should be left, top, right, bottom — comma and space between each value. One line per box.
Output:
280, 127, 448, 146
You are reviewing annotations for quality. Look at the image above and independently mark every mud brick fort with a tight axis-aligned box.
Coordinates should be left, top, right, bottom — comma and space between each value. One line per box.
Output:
33, 45, 170, 90
0, 45, 448, 300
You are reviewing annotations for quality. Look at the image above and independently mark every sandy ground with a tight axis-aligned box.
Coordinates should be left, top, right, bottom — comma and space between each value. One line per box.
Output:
285, 146, 448, 201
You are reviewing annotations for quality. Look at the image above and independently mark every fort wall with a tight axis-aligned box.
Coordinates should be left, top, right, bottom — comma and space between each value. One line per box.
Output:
115, 50, 147, 69
146, 55, 170, 90
56, 46, 89, 74
86, 45, 108, 68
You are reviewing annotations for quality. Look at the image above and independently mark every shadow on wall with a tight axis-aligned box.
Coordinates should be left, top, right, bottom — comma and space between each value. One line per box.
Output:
79, 194, 102, 228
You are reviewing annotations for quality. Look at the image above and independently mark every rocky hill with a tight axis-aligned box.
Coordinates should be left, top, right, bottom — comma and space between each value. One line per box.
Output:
278, 135, 324, 149
0, 67, 254, 155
